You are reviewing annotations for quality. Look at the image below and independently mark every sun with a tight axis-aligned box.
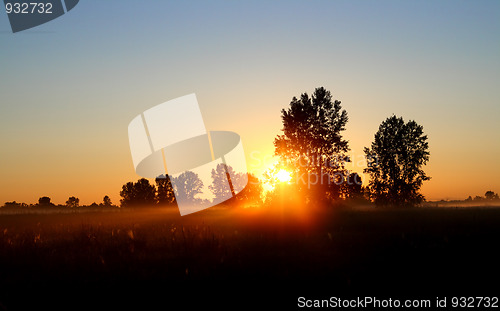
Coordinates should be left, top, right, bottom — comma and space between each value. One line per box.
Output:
275, 169, 292, 183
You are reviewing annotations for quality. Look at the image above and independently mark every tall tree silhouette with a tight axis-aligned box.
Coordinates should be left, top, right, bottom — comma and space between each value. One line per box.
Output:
155, 174, 176, 206
172, 171, 204, 204
119, 178, 157, 207
209, 163, 237, 202
274, 87, 350, 202
364, 115, 430, 207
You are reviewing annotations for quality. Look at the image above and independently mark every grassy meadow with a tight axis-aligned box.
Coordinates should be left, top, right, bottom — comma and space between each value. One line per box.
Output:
0, 205, 499, 309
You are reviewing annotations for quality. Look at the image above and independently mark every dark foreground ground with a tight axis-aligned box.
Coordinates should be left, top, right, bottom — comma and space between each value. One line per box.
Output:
0, 205, 499, 310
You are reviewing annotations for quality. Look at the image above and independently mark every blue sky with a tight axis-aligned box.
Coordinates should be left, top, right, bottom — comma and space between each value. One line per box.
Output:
1, 0, 499, 204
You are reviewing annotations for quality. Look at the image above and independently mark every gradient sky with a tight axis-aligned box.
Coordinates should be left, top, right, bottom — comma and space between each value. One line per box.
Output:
1, 0, 499, 205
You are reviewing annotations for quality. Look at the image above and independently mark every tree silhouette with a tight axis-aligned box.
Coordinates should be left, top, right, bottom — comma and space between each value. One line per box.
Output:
155, 175, 176, 206
66, 196, 79, 208
3, 201, 27, 208
235, 173, 263, 205
364, 115, 430, 207
209, 163, 237, 202
342, 172, 364, 200
274, 87, 350, 202
38, 196, 53, 207
119, 178, 157, 207
172, 171, 204, 204
209, 164, 261, 206
102, 195, 113, 207
485, 191, 499, 200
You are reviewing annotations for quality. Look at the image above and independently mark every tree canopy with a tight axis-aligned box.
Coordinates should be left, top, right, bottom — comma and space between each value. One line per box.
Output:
235, 173, 263, 205
209, 164, 237, 202
274, 87, 350, 201
38, 196, 53, 207
155, 175, 176, 206
119, 178, 157, 207
66, 196, 80, 208
364, 115, 430, 207
485, 191, 499, 200
102, 195, 113, 207
342, 172, 364, 200
172, 171, 204, 204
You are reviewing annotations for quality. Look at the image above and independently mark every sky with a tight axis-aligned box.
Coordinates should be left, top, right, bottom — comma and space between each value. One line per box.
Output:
0, 0, 499, 205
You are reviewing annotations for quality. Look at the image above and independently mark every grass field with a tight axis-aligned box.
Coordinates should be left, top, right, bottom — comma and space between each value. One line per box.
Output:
0, 205, 499, 309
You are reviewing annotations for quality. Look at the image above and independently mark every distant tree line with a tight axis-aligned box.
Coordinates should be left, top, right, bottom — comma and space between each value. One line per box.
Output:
118, 168, 263, 208
465, 191, 500, 202
1, 195, 117, 209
